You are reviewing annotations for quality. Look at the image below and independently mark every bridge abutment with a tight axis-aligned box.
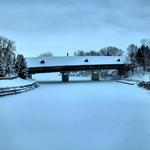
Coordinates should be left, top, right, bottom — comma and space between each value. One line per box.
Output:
62, 72, 69, 82
91, 71, 99, 81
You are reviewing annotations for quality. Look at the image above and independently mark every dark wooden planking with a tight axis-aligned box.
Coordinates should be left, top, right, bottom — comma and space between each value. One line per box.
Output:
28, 64, 131, 74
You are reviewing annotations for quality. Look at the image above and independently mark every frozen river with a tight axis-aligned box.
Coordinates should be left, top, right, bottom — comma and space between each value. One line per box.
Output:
0, 79, 150, 150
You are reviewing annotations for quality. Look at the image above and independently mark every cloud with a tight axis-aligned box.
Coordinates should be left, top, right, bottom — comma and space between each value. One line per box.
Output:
0, 0, 150, 33
0, 0, 150, 56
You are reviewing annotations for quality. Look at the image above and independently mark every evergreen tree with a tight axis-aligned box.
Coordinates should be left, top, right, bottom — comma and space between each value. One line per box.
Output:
135, 45, 150, 70
15, 54, 28, 79
127, 44, 138, 66
135, 46, 144, 66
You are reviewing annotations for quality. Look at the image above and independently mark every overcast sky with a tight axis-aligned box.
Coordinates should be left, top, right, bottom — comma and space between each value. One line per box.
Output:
0, 0, 150, 56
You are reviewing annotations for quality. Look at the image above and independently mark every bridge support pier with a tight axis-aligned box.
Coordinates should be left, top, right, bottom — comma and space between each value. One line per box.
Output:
62, 72, 69, 82
91, 71, 99, 81
28, 74, 32, 79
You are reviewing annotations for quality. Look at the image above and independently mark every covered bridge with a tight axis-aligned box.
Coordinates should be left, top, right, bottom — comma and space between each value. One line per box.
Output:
26, 56, 131, 81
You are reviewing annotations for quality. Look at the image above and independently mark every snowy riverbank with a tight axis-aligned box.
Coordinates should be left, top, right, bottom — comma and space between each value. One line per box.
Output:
127, 71, 150, 82
121, 72, 150, 89
0, 78, 39, 96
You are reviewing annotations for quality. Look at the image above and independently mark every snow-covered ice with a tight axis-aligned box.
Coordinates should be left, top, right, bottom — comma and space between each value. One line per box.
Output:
0, 77, 150, 150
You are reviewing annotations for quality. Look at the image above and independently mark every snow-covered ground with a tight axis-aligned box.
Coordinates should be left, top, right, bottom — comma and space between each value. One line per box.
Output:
0, 78, 36, 89
0, 75, 150, 150
128, 72, 150, 82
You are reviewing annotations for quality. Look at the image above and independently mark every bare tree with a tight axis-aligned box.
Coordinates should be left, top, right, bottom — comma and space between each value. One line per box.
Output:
0, 36, 16, 77
140, 39, 150, 48
38, 51, 54, 58
99, 46, 123, 56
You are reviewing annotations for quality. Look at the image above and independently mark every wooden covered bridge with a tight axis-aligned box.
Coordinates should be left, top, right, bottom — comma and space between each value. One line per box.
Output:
26, 56, 131, 82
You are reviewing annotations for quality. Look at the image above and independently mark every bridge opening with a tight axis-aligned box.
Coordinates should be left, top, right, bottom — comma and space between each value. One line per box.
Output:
30, 68, 129, 83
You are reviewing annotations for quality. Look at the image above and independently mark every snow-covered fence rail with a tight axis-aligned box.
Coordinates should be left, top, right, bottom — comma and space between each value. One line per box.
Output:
0, 82, 39, 96
117, 80, 136, 85
0, 76, 17, 80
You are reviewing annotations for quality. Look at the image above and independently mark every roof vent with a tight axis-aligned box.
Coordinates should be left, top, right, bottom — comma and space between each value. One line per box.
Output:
117, 59, 120, 62
40, 60, 45, 64
84, 59, 88, 63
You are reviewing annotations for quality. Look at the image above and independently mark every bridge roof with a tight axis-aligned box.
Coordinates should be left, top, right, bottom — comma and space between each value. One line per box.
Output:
26, 56, 128, 68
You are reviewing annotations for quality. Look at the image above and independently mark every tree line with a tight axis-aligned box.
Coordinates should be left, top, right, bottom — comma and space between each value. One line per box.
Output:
39, 40, 150, 71
73, 40, 150, 71
0, 35, 150, 79
74, 47, 123, 56
127, 40, 150, 70
39, 39, 150, 77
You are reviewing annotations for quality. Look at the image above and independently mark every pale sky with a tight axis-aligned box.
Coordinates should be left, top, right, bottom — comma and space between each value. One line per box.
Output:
0, 0, 150, 56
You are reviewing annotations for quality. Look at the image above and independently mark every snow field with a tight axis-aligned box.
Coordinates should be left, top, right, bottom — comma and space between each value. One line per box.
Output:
0, 80, 150, 150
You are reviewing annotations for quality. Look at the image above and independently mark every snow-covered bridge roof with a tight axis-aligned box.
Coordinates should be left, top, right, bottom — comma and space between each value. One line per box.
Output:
26, 56, 128, 68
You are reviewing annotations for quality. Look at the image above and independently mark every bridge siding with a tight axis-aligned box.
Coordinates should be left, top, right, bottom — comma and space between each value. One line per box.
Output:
28, 64, 131, 74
